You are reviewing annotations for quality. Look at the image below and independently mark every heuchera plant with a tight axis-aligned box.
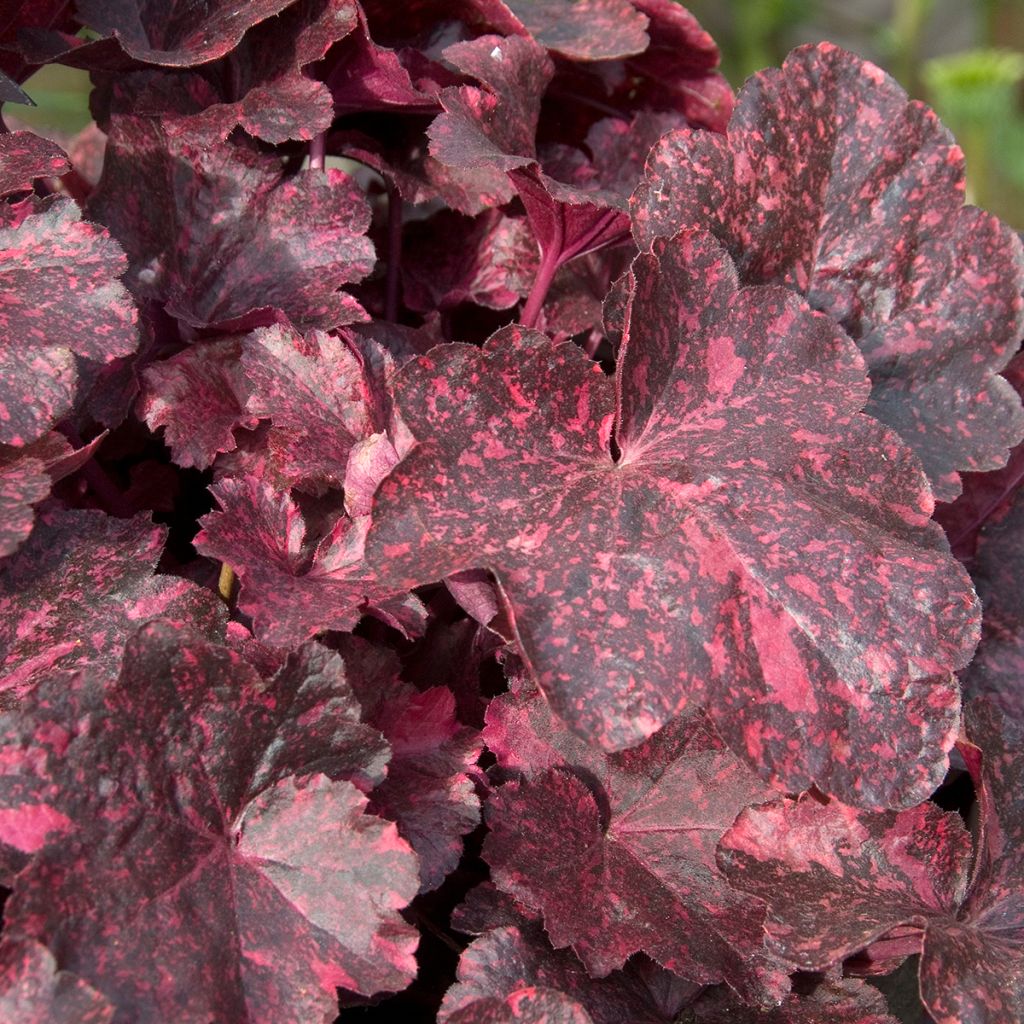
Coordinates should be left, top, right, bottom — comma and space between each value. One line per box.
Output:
0, 2, 1021, 1022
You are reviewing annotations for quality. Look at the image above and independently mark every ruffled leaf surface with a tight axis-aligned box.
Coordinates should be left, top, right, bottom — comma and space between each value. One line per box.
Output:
632, 43, 1024, 500
367, 231, 978, 805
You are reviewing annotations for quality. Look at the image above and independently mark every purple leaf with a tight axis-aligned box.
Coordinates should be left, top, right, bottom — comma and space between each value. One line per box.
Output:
90, 118, 375, 331
366, 231, 977, 806
632, 42, 1024, 501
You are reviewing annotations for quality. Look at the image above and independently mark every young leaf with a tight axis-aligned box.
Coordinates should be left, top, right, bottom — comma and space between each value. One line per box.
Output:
632, 42, 1024, 501
139, 337, 256, 470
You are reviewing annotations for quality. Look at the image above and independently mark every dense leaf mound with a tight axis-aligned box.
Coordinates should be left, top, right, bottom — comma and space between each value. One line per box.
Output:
0, 2, 1021, 1022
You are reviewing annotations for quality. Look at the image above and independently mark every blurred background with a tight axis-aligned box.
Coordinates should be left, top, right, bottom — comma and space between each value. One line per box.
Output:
11, 0, 1024, 226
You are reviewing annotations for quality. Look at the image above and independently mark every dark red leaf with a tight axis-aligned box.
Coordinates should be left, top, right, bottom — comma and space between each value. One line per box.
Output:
0, 195, 137, 445
403, 209, 538, 314
959, 489, 1024, 720
448, 987, 594, 1024
632, 42, 1024, 501
441, 924, 702, 1024
0, 508, 226, 696
71, 0, 298, 66
95, 0, 359, 144
499, 0, 649, 61
0, 622, 419, 1020
690, 978, 899, 1023
366, 231, 977, 806
0, 132, 69, 197
138, 336, 257, 470
89, 118, 375, 331
344, 638, 483, 890
427, 34, 553, 212
542, 0, 732, 138
0, 939, 114, 1024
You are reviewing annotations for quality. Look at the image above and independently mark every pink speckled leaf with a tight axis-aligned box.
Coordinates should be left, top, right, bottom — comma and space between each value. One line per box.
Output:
441, 924, 702, 1024
718, 796, 972, 969
690, 978, 899, 1024
632, 42, 1024, 501
0, 432, 106, 558
343, 638, 483, 891
70, 0, 298, 66
482, 699, 786, 1001
139, 337, 256, 470
0, 195, 137, 445
366, 231, 977, 806
959, 490, 1024, 720
0, 621, 419, 1021
448, 988, 595, 1024
0, 939, 114, 1024
90, 118, 374, 331
0, 508, 226, 696
920, 701, 1024, 1024
0, 132, 69, 197
722, 702, 1024, 1023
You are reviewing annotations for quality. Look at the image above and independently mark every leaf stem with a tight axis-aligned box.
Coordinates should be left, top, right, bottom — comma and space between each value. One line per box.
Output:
386, 178, 403, 322
309, 132, 326, 172
520, 218, 564, 329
